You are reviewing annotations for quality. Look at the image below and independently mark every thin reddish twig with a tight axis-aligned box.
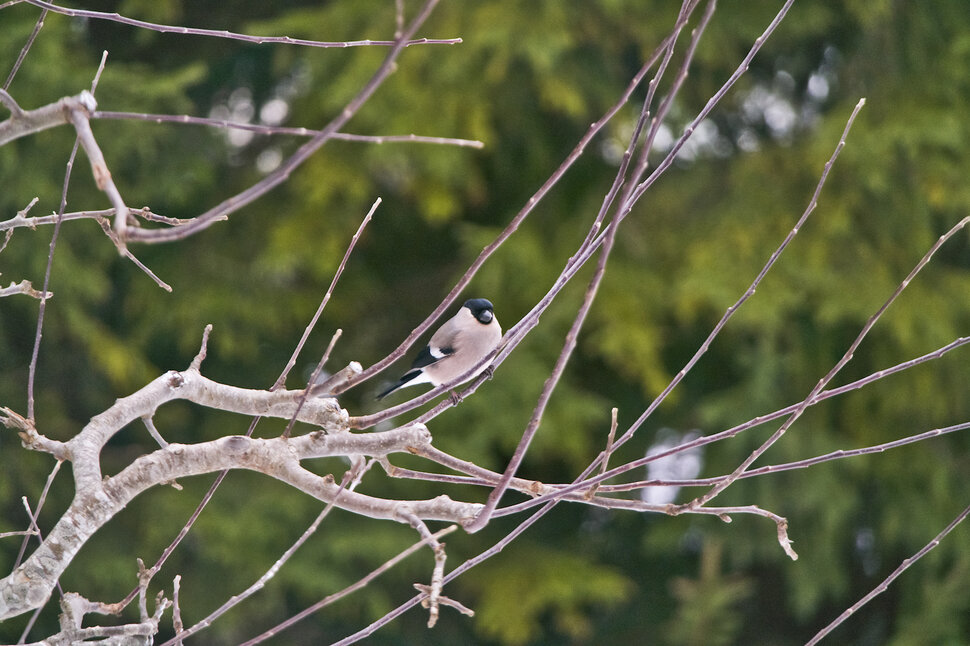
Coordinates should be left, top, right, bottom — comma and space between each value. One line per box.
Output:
600, 97, 868, 470
123, 0, 443, 244
243, 525, 458, 646
331, 13, 697, 401
93, 111, 484, 148
684, 211, 970, 512
22, 0, 459, 49
806, 502, 970, 645
466, 202, 625, 532
3, 6, 47, 90
162, 471, 359, 646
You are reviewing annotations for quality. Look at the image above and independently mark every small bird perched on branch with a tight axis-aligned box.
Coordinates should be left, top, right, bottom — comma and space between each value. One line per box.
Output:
376, 298, 502, 400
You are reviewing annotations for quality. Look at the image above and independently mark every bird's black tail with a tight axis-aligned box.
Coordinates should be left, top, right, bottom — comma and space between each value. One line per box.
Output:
375, 369, 422, 400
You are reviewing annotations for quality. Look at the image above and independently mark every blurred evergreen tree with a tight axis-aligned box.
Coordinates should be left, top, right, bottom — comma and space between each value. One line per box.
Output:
1, 1, 969, 644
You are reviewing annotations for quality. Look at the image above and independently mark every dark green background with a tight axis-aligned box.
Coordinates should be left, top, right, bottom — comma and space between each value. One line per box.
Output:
2, 2, 969, 644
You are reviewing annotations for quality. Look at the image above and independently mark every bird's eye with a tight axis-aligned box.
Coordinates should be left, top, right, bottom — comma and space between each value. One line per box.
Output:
479, 310, 493, 324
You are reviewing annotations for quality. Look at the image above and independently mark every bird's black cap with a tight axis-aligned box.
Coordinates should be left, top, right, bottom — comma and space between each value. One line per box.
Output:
464, 298, 494, 324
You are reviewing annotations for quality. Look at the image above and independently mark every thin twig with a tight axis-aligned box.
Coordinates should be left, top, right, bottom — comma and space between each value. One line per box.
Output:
413, 584, 474, 617
26, 133, 79, 421
684, 211, 970, 511
190, 323, 212, 370
142, 416, 168, 448
282, 328, 342, 438
0, 88, 24, 116
17, 494, 64, 643
90, 53, 174, 283
396, 509, 449, 627
3, 6, 47, 91
161, 471, 358, 646
601, 98, 868, 469
240, 525, 458, 646
91, 49, 108, 92
123, 250, 172, 290
135, 558, 151, 622
22, 0, 460, 48
0, 206, 167, 232
95, 218, 172, 290
124, 3, 441, 244
585, 408, 618, 500
332, 491, 561, 645
806, 502, 970, 645
0, 201, 37, 275
171, 575, 183, 645
13, 460, 62, 570
599, 420, 970, 494
93, 111, 484, 148
466, 196, 625, 532
281, 197, 377, 391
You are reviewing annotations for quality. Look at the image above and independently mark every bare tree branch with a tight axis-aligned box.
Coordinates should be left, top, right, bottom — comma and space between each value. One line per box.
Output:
1, 362, 477, 620
122, 0, 445, 244
2, 0, 965, 642
165, 469, 361, 644
0, 90, 96, 146
0, 279, 51, 299
2, 6, 46, 90
22, 0, 461, 48
467, 0, 714, 534
93, 110, 485, 148
806, 502, 970, 645
682, 211, 970, 512
235, 526, 458, 646
0, 207, 176, 233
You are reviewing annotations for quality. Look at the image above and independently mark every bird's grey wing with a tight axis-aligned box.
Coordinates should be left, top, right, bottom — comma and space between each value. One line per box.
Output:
426, 313, 464, 359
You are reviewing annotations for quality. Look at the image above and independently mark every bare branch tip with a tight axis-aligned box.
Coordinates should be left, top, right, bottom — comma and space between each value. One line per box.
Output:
775, 518, 798, 560
91, 51, 109, 92
190, 324, 213, 370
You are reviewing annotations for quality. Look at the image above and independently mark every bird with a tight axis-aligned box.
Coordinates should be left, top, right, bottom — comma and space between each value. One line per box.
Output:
376, 298, 502, 400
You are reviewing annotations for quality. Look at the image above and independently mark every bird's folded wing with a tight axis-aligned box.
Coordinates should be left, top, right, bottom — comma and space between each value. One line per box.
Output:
410, 343, 455, 369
